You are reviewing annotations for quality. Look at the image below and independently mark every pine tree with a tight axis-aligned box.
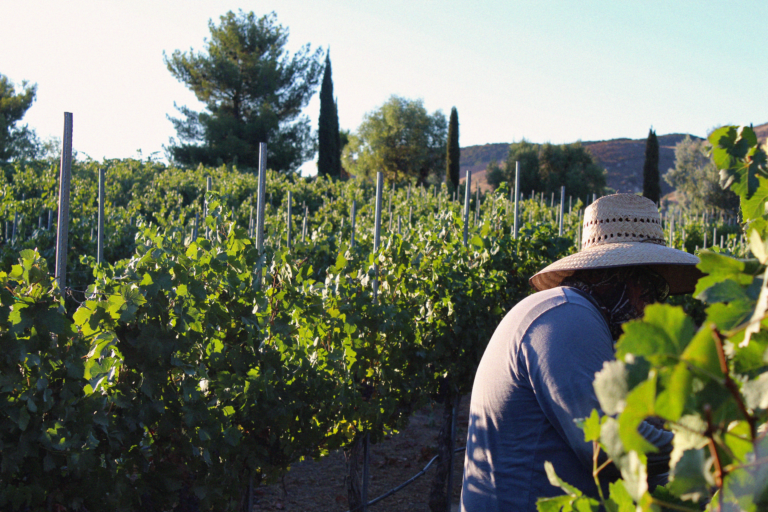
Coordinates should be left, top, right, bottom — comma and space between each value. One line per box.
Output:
642, 128, 661, 204
317, 51, 341, 178
165, 11, 323, 173
445, 107, 460, 191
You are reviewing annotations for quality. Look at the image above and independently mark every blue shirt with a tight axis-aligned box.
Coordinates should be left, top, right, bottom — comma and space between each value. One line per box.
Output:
460, 287, 672, 511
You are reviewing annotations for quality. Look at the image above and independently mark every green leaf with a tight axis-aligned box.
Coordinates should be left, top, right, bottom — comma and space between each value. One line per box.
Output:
698, 280, 751, 304
742, 178, 768, 221
654, 362, 691, 421
744, 266, 768, 347
43, 453, 56, 472
579, 409, 602, 443
724, 420, 753, 463
694, 252, 752, 300
73, 306, 93, 327
599, 417, 625, 462
594, 360, 628, 415
705, 300, 754, 331
710, 125, 765, 200
741, 373, 768, 410
544, 460, 582, 497
537, 495, 576, 512
681, 326, 724, 379
18, 407, 30, 431
617, 304, 694, 361
617, 451, 648, 502
618, 378, 657, 455
668, 448, 711, 496
749, 229, 768, 264
607, 480, 636, 512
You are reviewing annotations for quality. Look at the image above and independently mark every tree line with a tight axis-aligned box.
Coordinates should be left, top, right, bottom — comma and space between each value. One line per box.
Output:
0, 8, 742, 212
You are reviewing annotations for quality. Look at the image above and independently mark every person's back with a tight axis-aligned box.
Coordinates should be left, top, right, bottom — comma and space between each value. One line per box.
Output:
460, 287, 612, 511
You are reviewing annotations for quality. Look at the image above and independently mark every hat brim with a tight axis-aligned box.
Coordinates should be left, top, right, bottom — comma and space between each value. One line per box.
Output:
529, 242, 703, 295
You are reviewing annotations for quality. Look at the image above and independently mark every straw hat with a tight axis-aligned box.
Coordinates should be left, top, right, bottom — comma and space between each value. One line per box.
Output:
529, 194, 702, 295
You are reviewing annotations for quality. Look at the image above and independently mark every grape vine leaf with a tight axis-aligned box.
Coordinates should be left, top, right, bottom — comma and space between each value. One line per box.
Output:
594, 361, 629, 415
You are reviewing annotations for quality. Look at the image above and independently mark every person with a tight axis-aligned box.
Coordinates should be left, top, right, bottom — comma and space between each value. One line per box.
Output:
460, 194, 702, 511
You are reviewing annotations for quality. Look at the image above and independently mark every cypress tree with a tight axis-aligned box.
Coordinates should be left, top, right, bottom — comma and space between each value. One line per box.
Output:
318, 51, 341, 178
446, 107, 460, 192
642, 128, 661, 204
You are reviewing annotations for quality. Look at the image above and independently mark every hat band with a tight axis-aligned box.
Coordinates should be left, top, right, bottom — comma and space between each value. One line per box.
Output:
584, 235, 667, 250
640, 237, 666, 246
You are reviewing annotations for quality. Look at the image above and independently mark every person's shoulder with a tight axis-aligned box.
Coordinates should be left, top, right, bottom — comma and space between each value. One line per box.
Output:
519, 286, 597, 312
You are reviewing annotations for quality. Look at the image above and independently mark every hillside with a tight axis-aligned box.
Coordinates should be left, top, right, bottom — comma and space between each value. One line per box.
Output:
582, 134, 698, 195
459, 122, 768, 194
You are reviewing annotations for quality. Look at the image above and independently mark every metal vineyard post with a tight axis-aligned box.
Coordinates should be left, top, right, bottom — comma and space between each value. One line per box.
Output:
97, 168, 105, 264
55, 112, 73, 293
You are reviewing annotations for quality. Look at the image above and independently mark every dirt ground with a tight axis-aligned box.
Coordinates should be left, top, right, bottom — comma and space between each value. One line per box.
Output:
252, 397, 471, 512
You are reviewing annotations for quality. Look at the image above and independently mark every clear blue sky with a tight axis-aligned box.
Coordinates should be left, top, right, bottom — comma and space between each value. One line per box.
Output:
3, 0, 768, 174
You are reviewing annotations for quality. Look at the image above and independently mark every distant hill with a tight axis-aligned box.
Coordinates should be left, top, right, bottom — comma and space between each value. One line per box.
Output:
459, 122, 768, 194
582, 134, 698, 195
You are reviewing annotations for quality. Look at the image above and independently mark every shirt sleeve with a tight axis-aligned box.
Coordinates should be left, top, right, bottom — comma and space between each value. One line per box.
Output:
521, 297, 676, 474
521, 299, 614, 470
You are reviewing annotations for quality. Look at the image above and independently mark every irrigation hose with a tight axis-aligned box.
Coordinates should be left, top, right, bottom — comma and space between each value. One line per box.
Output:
345, 446, 466, 512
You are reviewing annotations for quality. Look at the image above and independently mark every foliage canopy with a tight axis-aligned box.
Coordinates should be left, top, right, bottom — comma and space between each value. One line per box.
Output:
0, 74, 37, 162
446, 107, 460, 192
664, 134, 739, 214
486, 140, 606, 200
317, 52, 341, 178
642, 128, 661, 204
342, 95, 447, 184
165, 10, 323, 173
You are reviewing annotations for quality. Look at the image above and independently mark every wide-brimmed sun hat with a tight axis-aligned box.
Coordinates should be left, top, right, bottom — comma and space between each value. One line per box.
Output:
529, 193, 702, 295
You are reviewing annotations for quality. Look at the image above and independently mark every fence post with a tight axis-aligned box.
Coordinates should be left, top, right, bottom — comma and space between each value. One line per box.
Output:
12, 211, 18, 245
474, 184, 480, 225
205, 176, 212, 239
248, 206, 254, 238
302, 206, 308, 243
559, 186, 565, 236
445, 401, 458, 512
669, 215, 675, 247
47, 209, 52, 231
55, 112, 73, 294
286, 190, 292, 250
255, 143, 267, 286
513, 161, 520, 239
373, 172, 383, 300
463, 171, 472, 246
97, 167, 105, 264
